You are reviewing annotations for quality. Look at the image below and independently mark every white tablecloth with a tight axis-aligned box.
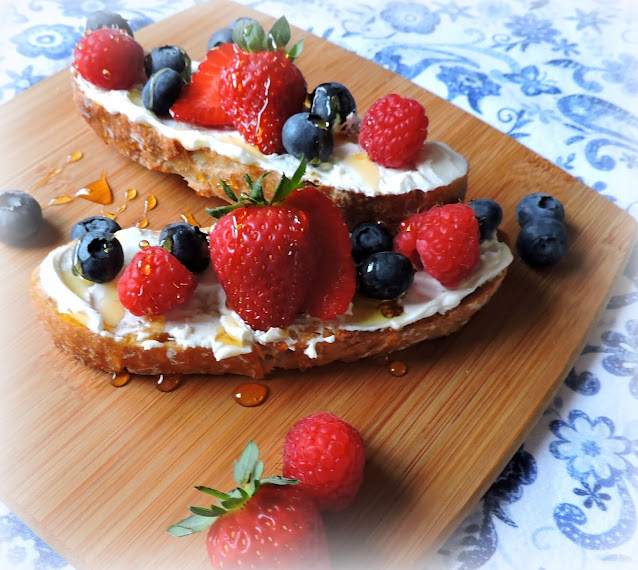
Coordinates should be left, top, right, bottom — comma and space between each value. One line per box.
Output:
0, 1, 636, 568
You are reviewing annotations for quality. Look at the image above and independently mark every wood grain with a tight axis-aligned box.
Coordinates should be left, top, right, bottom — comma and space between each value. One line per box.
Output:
0, 1, 635, 569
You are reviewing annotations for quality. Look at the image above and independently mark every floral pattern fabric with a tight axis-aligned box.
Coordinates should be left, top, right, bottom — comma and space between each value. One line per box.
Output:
0, 0, 636, 568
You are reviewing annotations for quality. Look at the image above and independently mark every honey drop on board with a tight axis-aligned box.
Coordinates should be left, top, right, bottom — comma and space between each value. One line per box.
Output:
111, 371, 131, 387
75, 171, 113, 204
181, 211, 200, 227
389, 361, 407, 377
233, 383, 269, 407
30, 150, 83, 191
156, 374, 182, 392
45, 195, 73, 207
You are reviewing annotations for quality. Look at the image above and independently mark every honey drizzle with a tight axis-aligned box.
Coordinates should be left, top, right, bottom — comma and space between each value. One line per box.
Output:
137, 194, 158, 228
156, 374, 182, 392
233, 382, 269, 407
180, 211, 200, 227
105, 187, 138, 220
44, 170, 113, 208
30, 150, 83, 191
111, 371, 132, 387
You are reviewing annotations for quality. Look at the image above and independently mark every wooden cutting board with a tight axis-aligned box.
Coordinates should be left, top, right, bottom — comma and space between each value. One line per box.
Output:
0, 1, 635, 568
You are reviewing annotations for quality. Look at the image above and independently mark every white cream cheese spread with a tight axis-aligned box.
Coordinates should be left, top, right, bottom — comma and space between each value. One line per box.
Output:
38, 228, 513, 361
74, 73, 468, 197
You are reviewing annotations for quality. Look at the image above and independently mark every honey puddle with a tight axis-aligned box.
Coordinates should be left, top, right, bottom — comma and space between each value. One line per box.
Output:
156, 374, 182, 392
233, 382, 269, 407
44, 171, 113, 208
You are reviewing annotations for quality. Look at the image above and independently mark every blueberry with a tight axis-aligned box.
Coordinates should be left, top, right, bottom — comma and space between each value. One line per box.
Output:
308, 83, 357, 134
142, 68, 183, 116
516, 218, 568, 266
357, 251, 415, 300
159, 222, 210, 273
0, 190, 42, 245
86, 10, 134, 37
70, 216, 121, 240
72, 231, 124, 283
516, 192, 565, 226
468, 198, 503, 241
207, 27, 234, 49
350, 222, 393, 264
144, 45, 191, 82
282, 113, 333, 163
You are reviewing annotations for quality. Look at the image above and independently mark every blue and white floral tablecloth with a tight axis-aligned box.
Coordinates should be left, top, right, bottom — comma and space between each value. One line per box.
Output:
1, 1, 636, 568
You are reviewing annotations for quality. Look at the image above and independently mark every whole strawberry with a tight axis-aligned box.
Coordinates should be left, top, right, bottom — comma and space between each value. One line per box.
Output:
118, 245, 197, 316
168, 441, 330, 569
73, 28, 144, 90
359, 93, 429, 169
283, 412, 365, 512
219, 17, 307, 154
393, 203, 480, 288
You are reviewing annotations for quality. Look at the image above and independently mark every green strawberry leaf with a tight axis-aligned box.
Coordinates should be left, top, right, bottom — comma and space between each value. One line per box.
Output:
195, 486, 231, 501
206, 203, 241, 219
271, 156, 308, 204
219, 178, 239, 202
233, 19, 267, 53
267, 16, 291, 50
287, 39, 304, 61
233, 440, 260, 485
246, 173, 268, 203
167, 514, 216, 536
261, 475, 300, 485
189, 505, 226, 517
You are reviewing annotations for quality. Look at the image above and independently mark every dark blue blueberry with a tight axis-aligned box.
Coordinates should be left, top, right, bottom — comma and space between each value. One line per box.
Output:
207, 27, 234, 49
86, 11, 134, 37
144, 45, 191, 82
516, 192, 565, 226
159, 222, 210, 273
350, 222, 393, 264
0, 190, 42, 245
72, 231, 124, 283
70, 216, 121, 240
142, 68, 183, 116
309, 82, 357, 134
357, 251, 414, 300
516, 218, 568, 266
469, 198, 503, 241
282, 113, 333, 163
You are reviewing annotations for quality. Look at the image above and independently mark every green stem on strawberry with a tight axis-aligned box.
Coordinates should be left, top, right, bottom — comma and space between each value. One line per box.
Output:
207, 156, 308, 219
167, 441, 298, 537
233, 16, 303, 61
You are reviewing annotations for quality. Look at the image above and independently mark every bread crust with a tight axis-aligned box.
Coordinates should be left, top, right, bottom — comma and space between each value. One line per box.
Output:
31, 265, 507, 379
72, 80, 467, 229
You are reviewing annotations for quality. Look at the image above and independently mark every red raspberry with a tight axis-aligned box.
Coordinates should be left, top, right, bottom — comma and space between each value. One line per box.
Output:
73, 28, 144, 90
393, 203, 480, 287
283, 412, 365, 512
118, 246, 197, 316
220, 49, 307, 154
359, 93, 429, 169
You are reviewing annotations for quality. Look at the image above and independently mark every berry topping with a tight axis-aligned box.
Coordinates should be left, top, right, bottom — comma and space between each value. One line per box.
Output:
85, 10, 134, 38
516, 192, 565, 226
357, 251, 415, 300
169, 43, 235, 127
207, 27, 234, 50
394, 203, 480, 288
159, 222, 210, 273
142, 68, 183, 116
359, 93, 429, 169
118, 245, 197, 316
468, 198, 503, 241
308, 82, 358, 135
516, 217, 568, 266
219, 17, 307, 154
282, 112, 333, 164
0, 190, 42, 245
350, 221, 393, 264
283, 412, 366, 512
73, 28, 144, 90
167, 441, 329, 569
72, 231, 124, 283
70, 215, 121, 240
284, 185, 356, 321
144, 45, 191, 83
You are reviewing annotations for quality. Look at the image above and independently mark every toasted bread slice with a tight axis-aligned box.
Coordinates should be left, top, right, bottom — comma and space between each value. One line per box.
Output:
31, 228, 512, 379
72, 73, 468, 229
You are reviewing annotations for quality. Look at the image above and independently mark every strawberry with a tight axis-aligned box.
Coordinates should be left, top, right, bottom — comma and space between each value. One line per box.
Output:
283, 412, 365, 512
219, 17, 307, 154
283, 187, 355, 321
73, 28, 145, 90
167, 441, 330, 569
208, 160, 355, 331
169, 43, 235, 127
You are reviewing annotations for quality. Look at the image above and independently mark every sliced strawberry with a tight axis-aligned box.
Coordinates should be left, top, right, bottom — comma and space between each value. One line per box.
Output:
284, 186, 356, 321
169, 43, 236, 127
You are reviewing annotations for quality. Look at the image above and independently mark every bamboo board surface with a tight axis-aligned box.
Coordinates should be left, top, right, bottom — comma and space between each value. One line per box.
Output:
0, 1, 635, 568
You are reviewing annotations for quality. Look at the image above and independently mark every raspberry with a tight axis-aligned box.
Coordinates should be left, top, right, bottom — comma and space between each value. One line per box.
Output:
393, 203, 480, 287
118, 245, 197, 316
73, 28, 144, 90
359, 93, 429, 169
283, 412, 365, 512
